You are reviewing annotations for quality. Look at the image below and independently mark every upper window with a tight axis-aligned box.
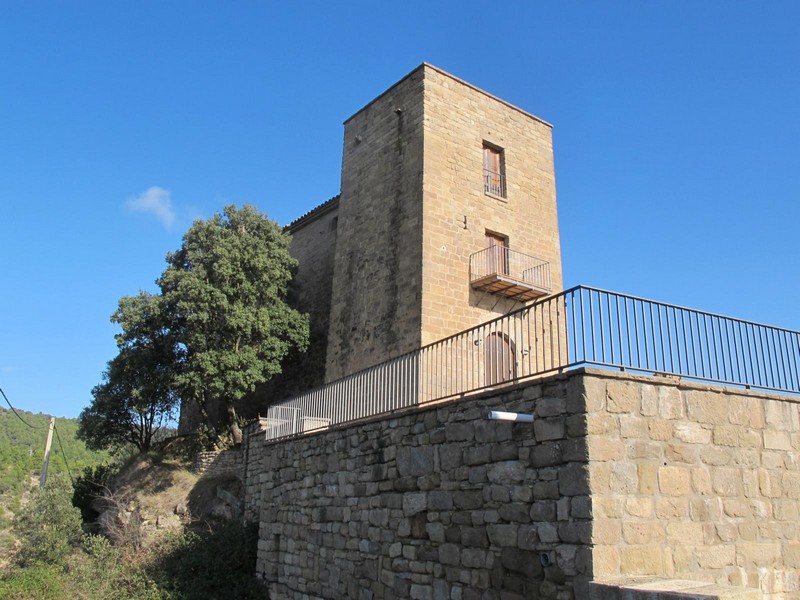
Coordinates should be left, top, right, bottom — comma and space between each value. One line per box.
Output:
483, 143, 506, 198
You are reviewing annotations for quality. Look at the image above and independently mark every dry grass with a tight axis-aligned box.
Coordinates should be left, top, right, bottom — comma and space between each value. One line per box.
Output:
105, 455, 197, 515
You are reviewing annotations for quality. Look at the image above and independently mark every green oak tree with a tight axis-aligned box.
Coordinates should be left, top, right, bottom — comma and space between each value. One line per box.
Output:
158, 204, 309, 445
78, 292, 178, 453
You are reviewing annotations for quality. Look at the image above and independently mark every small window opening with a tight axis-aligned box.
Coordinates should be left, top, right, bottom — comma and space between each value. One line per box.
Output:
483, 143, 506, 198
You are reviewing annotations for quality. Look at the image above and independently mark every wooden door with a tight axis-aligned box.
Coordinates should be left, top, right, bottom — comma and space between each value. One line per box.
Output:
485, 332, 517, 385
485, 232, 508, 276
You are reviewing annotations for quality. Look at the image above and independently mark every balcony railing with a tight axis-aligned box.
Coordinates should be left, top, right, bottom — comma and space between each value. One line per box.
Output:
483, 168, 506, 197
469, 246, 552, 301
262, 286, 800, 441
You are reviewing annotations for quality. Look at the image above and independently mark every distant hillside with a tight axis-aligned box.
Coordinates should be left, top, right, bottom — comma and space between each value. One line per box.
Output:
0, 407, 109, 517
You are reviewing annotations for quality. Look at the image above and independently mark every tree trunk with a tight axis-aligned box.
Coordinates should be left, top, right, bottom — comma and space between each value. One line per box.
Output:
195, 396, 218, 445
226, 401, 243, 446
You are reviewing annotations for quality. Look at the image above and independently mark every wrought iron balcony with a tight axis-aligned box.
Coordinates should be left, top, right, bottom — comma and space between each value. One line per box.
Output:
469, 246, 551, 301
483, 168, 506, 197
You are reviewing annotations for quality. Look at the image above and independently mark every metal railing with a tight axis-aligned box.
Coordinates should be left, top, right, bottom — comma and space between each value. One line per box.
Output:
262, 286, 800, 440
483, 168, 506, 197
469, 246, 552, 291
567, 287, 800, 394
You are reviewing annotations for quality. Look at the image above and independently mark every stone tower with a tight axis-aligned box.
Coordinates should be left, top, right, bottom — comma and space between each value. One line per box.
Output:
179, 64, 564, 432
323, 64, 563, 382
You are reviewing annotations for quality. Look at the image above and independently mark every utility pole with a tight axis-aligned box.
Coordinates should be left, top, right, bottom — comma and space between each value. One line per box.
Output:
39, 417, 55, 488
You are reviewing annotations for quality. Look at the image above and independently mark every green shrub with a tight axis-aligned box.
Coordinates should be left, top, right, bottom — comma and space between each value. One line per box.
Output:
0, 563, 64, 599
72, 464, 115, 522
14, 473, 82, 567
147, 521, 265, 599
70, 535, 162, 600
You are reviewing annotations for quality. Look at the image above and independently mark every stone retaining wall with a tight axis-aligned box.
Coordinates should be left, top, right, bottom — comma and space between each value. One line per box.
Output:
585, 371, 800, 598
245, 374, 592, 599
243, 369, 800, 599
192, 449, 243, 479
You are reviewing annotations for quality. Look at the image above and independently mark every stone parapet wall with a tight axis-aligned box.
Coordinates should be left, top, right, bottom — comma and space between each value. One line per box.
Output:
249, 375, 592, 599
192, 449, 243, 479
584, 371, 800, 598
243, 419, 269, 522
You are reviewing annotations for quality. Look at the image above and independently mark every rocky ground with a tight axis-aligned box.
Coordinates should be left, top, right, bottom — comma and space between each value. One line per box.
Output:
92, 455, 245, 545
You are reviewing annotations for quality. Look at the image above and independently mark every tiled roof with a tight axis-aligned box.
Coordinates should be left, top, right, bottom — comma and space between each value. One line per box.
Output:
284, 195, 341, 232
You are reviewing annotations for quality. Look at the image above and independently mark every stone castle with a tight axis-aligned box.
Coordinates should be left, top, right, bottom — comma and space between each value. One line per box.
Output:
188, 65, 800, 599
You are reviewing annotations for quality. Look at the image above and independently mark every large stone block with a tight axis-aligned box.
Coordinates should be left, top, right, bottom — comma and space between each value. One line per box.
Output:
487, 461, 526, 484
428, 491, 454, 511
558, 463, 590, 496
586, 413, 619, 436
591, 519, 621, 544
619, 546, 664, 575
673, 421, 712, 444
765, 400, 800, 431
487, 524, 518, 547
658, 465, 692, 496
578, 376, 607, 413
764, 430, 793, 451
610, 463, 638, 494
606, 381, 640, 413
445, 422, 474, 443
588, 437, 624, 462
658, 386, 684, 419
592, 545, 620, 578
625, 497, 654, 518
403, 492, 427, 516
666, 521, 704, 544
711, 467, 743, 497
685, 390, 729, 425
648, 419, 674, 441
619, 415, 649, 439
397, 447, 436, 477
534, 418, 566, 442
622, 521, 666, 545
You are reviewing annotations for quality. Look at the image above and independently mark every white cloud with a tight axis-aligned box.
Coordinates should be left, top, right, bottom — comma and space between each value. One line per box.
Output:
125, 186, 176, 229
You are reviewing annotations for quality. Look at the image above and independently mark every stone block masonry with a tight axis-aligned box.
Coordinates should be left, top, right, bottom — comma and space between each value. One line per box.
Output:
243, 369, 800, 599
323, 63, 564, 382
192, 449, 243, 479
585, 371, 800, 598
246, 374, 592, 599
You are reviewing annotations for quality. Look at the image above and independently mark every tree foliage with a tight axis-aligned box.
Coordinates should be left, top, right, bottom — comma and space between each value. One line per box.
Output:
80, 204, 308, 450
78, 292, 178, 453
158, 204, 309, 444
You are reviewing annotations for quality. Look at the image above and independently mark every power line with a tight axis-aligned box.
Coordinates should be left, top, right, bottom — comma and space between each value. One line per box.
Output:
0, 385, 45, 430
0, 385, 79, 488
53, 424, 74, 485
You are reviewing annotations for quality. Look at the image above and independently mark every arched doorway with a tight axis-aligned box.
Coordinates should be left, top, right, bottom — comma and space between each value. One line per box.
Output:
485, 332, 517, 386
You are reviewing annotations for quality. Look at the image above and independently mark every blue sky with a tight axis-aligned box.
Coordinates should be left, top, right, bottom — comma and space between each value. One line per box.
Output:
1, 1, 798, 418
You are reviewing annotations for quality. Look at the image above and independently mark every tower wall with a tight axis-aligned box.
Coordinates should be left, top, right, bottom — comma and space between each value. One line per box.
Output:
420, 66, 563, 345
285, 199, 340, 390
324, 64, 564, 382
325, 69, 425, 382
